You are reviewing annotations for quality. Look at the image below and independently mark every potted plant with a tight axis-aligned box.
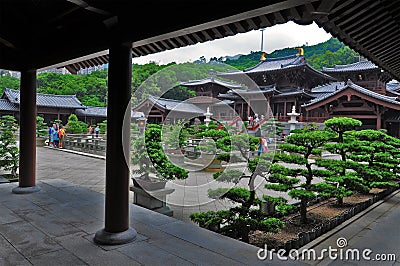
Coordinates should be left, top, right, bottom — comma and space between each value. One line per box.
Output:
131, 124, 188, 190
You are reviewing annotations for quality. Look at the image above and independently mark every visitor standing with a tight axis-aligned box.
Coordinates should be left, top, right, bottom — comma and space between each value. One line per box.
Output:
94, 125, 100, 138
257, 138, 264, 156
48, 125, 53, 147
261, 136, 269, 153
52, 124, 59, 148
58, 126, 66, 148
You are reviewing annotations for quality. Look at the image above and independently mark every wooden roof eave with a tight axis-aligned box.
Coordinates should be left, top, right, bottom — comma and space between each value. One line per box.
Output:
304, 88, 400, 111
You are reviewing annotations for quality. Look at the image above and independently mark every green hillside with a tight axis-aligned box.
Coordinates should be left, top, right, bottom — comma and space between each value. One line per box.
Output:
224, 37, 359, 70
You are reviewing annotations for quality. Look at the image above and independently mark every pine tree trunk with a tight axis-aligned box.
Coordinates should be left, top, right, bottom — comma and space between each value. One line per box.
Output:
300, 199, 308, 224
337, 197, 343, 206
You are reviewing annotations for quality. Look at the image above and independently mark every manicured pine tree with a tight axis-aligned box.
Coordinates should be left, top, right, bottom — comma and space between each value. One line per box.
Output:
312, 117, 369, 205
265, 129, 333, 224
190, 132, 285, 243
36, 116, 49, 138
346, 129, 400, 190
0, 115, 19, 177
131, 124, 188, 181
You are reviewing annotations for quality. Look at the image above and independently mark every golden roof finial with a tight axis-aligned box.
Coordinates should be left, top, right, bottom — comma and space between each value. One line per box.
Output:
296, 47, 304, 56
260, 52, 267, 61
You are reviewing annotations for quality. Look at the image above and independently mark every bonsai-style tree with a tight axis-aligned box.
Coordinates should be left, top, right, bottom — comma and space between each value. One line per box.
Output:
190, 131, 285, 243
260, 117, 284, 140
131, 124, 188, 181
98, 120, 107, 134
162, 121, 189, 151
346, 129, 400, 190
66, 114, 88, 133
0, 115, 19, 178
266, 130, 333, 224
36, 116, 48, 138
312, 117, 368, 205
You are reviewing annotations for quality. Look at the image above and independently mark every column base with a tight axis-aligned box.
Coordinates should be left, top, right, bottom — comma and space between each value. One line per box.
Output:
94, 227, 137, 245
12, 185, 41, 194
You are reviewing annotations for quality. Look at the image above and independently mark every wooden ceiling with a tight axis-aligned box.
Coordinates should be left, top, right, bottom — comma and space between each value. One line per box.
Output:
0, 1, 399, 80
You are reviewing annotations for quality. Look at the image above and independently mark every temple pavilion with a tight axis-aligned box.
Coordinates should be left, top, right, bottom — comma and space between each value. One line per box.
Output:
215, 51, 336, 120
176, 51, 400, 136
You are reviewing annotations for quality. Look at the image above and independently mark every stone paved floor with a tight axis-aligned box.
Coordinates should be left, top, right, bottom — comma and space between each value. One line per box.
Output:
1, 147, 399, 265
1, 179, 302, 266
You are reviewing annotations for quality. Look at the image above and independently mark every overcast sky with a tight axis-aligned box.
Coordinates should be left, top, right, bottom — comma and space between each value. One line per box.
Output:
132, 21, 332, 65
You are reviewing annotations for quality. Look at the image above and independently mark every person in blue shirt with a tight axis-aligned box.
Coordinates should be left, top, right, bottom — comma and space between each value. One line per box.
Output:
48, 125, 54, 147
52, 124, 59, 148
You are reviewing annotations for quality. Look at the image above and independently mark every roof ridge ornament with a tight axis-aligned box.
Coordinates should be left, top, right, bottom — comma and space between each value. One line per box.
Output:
260, 52, 267, 61
346, 79, 353, 85
295, 47, 304, 56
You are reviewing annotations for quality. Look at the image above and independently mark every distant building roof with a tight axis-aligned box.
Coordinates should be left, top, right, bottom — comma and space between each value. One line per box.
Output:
386, 80, 400, 92
2, 88, 85, 109
272, 89, 315, 99
244, 54, 306, 73
141, 96, 206, 114
217, 54, 336, 87
322, 60, 378, 73
218, 85, 279, 99
311, 82, 346, 93
180, 77, 242, 90
303, 80, 400, 108
75, 106, 144, 119
0, 99, 18, 112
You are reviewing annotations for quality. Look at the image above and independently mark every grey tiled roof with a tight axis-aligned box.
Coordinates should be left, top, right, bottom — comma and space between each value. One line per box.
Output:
322, 60, 378, 73
75, 106, 144, 119
303, 79, 400, 107
217, 54, 335, 83
148, 96, 205, 114
3, 88, 84, 109
213, 99, 234, 106
218, 54, 305, 76
0, 99, 18, 111
311, 82, 345, 93
272, 90, 315, 98
386, 81, 400, 92
243, 54, 305, 72
180, 77, 242, 89
218, 85, 278, 99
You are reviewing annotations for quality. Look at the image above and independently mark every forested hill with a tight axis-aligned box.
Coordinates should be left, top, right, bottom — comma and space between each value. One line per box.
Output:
0, 38, 360, 107
223, 37, 359, 70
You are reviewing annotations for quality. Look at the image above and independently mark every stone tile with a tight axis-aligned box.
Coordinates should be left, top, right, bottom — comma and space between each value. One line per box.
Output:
0, 220, 63, 258
28, 249, 88, 266
118, 240, 194, 265
54, 232, 140, 266
0, 234, 31, 266
0, 204, 24, 225
157, 220, 277, 265
130, 210, 177, 227
16, 209, 83, 238
151, 236, 244, 266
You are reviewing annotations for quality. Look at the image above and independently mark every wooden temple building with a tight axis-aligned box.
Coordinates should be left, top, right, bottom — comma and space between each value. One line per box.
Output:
132, 51, 400, 136
169, 52, 400, 136
1, 88, 85, 124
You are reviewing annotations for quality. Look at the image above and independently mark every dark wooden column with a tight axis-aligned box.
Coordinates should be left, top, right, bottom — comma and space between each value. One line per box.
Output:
94, 43, 137, 245
12, 69, 40, 194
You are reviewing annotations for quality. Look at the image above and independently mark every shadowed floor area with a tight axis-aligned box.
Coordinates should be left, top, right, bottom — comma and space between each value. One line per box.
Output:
0, 179, 296, 265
